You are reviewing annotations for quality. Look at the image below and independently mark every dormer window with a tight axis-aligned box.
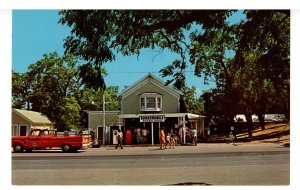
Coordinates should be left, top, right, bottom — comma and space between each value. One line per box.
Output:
140, 93, 162, 111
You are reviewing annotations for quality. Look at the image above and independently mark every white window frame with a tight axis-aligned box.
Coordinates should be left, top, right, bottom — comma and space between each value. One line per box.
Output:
12, 124, 18, 136
140, 93, 162, 112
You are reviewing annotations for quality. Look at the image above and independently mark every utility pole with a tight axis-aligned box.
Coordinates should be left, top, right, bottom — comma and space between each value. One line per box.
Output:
103, 92, 106, 145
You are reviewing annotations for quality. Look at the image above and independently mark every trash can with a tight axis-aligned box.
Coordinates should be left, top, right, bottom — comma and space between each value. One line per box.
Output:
125, 128, 133, 145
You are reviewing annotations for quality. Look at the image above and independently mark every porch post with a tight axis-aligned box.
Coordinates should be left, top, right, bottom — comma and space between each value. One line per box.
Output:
158, 122, 161, 146
183, 116, 186, 144
151, 122, 154, 145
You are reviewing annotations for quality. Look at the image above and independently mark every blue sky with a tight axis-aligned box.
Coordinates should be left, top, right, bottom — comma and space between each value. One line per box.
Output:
12, 10, 246, 95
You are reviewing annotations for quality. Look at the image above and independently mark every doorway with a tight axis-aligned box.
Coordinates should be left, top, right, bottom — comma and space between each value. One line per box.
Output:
19, 125, 27, 136
97, 126, 103, 145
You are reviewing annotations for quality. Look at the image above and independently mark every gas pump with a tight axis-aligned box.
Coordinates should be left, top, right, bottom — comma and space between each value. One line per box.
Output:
112, 130, 118, 145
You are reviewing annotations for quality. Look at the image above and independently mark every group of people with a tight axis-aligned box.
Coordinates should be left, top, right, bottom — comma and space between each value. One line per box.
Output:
160, 126, 197, 149
160, 127, 176, 150
134, 127, 149, 143
115, 126, 197, 150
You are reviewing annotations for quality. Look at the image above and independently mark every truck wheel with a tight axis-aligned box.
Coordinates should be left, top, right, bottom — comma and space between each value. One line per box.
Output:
62, 144, 72, 153
13, 144, 24, 153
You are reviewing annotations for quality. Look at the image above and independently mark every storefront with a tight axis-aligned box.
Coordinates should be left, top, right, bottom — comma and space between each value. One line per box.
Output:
118, 113, 204, 145
88, 73, 206, 145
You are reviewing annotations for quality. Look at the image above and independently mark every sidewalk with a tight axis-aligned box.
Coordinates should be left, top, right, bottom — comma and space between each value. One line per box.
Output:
12, 141, 289, 158
82, 142, 290, 157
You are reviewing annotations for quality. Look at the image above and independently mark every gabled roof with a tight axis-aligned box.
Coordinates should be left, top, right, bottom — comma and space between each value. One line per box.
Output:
120, 73, 182, 99
13, 109, 53, 124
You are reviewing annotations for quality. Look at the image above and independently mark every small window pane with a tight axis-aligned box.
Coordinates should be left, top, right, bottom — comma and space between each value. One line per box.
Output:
146, 97, 156, 109
157, 97, 161, 108
141, 98, 145, 109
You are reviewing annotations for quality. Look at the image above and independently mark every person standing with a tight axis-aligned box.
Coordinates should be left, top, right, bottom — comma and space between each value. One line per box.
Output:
160, 127, 166, 150
135, 127, 142, 144
115, 129, 123, 149
178, 125, 183, 145
170, 129, 176, 149
190, 127, 197, 146
141, 127, 148, 143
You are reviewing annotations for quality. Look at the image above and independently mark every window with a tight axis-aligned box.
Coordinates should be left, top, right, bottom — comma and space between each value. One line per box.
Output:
147, 97, 156, 109
12, 124, 18, 136
140, 93, 162, 111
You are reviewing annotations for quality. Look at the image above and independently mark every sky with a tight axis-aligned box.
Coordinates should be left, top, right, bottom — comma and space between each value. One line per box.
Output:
12, 10, 198, 93
12, 10, 245, 95
12, 9, 299, 101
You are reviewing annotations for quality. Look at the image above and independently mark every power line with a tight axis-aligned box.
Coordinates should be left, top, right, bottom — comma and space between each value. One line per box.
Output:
107, 70, 195, 74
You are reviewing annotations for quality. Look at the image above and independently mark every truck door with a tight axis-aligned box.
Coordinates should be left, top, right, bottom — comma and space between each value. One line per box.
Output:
28, 130, 42, 148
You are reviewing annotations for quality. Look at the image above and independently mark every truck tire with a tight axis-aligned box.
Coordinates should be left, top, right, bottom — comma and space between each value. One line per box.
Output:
62, 144, 72, 153
13, 144, 24, 153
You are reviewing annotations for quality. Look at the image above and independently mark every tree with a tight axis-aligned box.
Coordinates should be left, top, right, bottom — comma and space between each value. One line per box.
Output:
77, 86, 121, 129
12, 71, 32, 109
12, 52, 121, 131
181, 86, 204, 114
59, 10, 233, 90
232, 10, 290, 134
59, 10, 290, 136
13, 52, 82, 131
59, 96, 81, 130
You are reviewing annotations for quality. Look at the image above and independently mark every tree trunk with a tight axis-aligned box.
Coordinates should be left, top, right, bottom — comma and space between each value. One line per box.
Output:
245, 113, 253, 138
285, 108, 290, 122
257, 113, 265, 130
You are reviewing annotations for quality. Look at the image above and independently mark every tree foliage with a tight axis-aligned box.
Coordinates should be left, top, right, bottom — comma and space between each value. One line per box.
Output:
58, 10, 290, 135
12, 52, 120, 131
181, 86, 204, 114
59, 10, 233, 90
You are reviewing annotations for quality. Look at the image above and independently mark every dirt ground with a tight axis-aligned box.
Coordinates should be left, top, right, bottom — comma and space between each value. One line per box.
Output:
237, 123, 290, 144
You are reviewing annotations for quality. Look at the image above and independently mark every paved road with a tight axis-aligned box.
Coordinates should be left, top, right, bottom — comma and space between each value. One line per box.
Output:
12, 143, 290, 185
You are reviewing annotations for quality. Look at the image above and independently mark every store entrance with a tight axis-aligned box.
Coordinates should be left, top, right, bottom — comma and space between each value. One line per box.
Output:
144, 122, 160, 144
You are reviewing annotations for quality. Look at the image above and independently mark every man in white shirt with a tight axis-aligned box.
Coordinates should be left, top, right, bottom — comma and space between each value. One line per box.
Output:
190, 127, 197, 145
115, 129, 123, 149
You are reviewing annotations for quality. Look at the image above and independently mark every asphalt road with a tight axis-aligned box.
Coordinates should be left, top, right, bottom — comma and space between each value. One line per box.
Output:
12, 143, 290, 185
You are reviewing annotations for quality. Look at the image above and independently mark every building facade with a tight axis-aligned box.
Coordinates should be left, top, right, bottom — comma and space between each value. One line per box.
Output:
88, 74, 205, 145
12, 109, 55, 136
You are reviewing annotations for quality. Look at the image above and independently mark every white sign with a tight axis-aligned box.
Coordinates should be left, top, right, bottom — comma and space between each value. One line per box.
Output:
140, 115, 165, 122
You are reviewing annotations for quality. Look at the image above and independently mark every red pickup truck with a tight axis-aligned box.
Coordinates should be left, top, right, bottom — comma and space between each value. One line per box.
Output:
12, 129, 83, 153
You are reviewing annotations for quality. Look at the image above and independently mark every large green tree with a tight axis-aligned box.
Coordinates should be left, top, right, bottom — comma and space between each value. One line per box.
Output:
59, 10, 232, 90
14, 52, 82, 131
59, 10, 290, 136
12, 52, 121, 131
232, 10, 290, 135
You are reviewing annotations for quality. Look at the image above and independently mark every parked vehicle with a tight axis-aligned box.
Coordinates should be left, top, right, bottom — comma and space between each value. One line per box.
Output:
12, 129, 83, 153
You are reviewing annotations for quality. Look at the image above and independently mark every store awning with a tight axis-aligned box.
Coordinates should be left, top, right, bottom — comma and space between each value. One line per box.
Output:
118, 113, 205, 119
